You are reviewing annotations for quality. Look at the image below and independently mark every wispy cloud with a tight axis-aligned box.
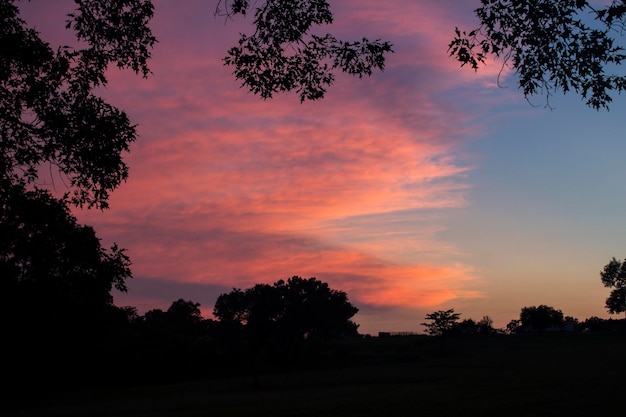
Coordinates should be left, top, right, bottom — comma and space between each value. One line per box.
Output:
65, 1, 489, 325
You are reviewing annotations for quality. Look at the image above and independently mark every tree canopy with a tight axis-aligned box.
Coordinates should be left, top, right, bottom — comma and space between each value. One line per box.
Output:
214, 276, 359, 341
600, 257, 626, 315
0, 184, 132, 333
519, 305, 565, 331
421, 309, 461, 336
449, 0, 626, 110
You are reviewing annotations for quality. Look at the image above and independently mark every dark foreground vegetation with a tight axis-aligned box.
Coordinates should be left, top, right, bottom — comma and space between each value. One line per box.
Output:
4, 329, 626, 417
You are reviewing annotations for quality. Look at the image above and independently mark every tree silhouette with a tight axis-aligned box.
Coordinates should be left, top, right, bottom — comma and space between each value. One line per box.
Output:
213, 276, 359, 342
600, 257, 626, 316
519, 305, 565, 331
1, 0, 156, 208
0, 184, 132, 333
0, 184, 133, 393
449, 0, 626, 110
506, 319, 521, 334
421, 309, 461, 337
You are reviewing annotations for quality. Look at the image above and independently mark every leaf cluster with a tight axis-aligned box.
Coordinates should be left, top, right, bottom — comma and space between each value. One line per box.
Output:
1, 0, 156, 208
449, 0, 626, 110
218, 0, 392, 102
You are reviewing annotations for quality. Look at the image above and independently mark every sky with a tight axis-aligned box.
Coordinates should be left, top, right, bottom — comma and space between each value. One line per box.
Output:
21, 0, 626, 335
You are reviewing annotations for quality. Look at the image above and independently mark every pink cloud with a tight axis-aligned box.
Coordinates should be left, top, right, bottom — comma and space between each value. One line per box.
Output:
24, 1, 491, 327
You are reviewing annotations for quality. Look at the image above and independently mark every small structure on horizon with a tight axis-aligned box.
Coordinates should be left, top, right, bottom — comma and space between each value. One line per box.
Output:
378, 331, 419, 337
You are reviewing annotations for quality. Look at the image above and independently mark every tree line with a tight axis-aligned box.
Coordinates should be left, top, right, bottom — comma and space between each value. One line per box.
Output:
421, 305, 626, 338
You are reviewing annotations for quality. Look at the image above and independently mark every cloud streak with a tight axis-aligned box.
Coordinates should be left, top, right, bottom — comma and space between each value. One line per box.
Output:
38, 1, 491, 331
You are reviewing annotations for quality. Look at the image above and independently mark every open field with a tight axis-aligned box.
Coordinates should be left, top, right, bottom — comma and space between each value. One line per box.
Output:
4, 333, 626, 417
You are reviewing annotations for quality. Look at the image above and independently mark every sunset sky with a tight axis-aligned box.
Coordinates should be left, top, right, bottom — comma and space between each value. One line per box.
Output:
22, 1, 626, 335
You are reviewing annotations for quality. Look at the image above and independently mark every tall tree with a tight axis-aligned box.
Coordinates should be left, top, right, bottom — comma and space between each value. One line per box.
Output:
449, 0, 626, 110
1, 0, 153, 370
0, 184, 133, 393
600, 257, 626, 316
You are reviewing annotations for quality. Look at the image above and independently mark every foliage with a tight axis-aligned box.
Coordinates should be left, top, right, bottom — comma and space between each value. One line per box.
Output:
449, 0, 626, 110
0, 184, 134, 394
421, 308, 461, 336
213, 276, 359, 341
216, 0, 393, 102
1, 0, 156, 208
506, 319, 521, 334
477, 315, 496, 334
139, 299, 206, 342
600, 257, 626, 314
0, 184, 132, 333
519, 305, 565, 331
167, 298, 203, 324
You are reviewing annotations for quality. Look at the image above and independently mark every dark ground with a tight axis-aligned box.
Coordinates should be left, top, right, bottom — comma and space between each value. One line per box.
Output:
4, 332, 625, 417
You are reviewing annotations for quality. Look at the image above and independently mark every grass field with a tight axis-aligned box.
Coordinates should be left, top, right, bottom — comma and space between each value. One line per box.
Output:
5, 333, 626, 417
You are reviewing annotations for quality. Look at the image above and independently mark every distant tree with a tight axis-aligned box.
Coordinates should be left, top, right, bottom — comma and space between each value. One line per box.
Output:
477, 315, 496, 335
449, 0, 626, 110
579, 315, 626, 332
212, 287, 248, 324
167, 298, 203, 324
600, 257, 626, 316
165, 298, 205, 337
139, 299, 205, 339
451, 318, 478, 336
216, 0, 393, 102
506, 319, 521, 334
519, 305, 565, 331
564, 315, 579, 329
421, 309, 461, 337
213, 276, 359, 341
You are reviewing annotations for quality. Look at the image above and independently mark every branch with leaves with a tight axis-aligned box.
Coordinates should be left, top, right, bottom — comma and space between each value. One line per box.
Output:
449, 0, 626, 110
216, 0, 393, 102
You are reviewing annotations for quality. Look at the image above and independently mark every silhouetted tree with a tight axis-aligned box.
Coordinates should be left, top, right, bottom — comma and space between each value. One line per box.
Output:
451, 318, 479, 336
2, 2, 154, 390
449, 0, 626, 110
0, 185, 132, 335
506, 319, 522, 334
476, 315, 496, 335
213, 276, 359, 342
1, 0, 155, 208
519, 305, 565, 331
422, 309, 461, 337
167, 298, 203, 324
0, 184, 133, 393
600, 257, 626, 316
216, 0, 393, 102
